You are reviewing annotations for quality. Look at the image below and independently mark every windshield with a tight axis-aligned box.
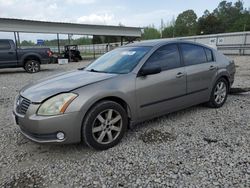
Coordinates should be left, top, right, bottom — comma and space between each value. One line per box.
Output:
85, 46, 151, 74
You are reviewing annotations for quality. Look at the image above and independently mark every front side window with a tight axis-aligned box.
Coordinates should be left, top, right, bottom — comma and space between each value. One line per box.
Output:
85, 46, 151, 74
143, 44, 181, 71
180, 44, 207, 66
0, 41, 11, 50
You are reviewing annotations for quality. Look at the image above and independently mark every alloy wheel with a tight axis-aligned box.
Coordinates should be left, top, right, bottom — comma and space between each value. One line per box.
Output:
27, 61, 40, 73
92, 109, 122, 144
214, 81, 227, 105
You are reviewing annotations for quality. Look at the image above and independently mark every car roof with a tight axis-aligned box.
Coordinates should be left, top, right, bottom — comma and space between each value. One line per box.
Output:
125, 39, 213, 49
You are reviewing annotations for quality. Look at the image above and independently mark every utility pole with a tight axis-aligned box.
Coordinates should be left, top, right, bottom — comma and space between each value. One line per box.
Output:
160, 18, 164, 38
243, 24, 246, 32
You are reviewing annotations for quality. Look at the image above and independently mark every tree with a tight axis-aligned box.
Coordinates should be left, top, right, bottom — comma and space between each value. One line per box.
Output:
104, 36, 119, 43
162, 26, 175, 38
92, 35, 103, 44
175, 10, 198, 36
20, 40, 35, 46
142, 27, 161, 40
197, 10, 224, 34
213, 0, 245, 32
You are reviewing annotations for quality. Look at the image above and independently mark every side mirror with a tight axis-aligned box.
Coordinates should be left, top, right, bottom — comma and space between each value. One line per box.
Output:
138, 66, 161, 77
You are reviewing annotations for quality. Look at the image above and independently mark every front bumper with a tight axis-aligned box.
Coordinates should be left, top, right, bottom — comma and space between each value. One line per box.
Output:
13, 103, 83, 144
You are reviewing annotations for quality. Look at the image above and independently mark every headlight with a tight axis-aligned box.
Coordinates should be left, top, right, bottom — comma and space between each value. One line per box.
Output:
37, 93, 77, 116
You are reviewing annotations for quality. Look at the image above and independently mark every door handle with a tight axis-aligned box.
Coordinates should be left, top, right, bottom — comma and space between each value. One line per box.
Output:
209, 65, 217, 70
176, 72, 185, 78
8, 52, 14, 55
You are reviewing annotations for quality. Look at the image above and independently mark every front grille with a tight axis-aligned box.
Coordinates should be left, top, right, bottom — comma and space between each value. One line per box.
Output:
16, 96, 31, 115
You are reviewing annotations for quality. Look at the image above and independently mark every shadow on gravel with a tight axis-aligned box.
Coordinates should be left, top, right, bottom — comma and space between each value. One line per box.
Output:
203, 137, 219, 144
139, 129, 176, 144
230, 87, 250, 95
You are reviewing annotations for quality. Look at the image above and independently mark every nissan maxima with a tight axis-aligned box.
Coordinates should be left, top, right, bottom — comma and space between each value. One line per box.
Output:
13, 40, 236, 150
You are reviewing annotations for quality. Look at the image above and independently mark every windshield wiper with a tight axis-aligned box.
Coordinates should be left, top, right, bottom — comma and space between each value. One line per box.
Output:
88, 69, 106, 73
78, 67, 86, 70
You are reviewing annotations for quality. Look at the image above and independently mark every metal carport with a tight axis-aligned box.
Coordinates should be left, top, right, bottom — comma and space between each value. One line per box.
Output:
0, 18, 141, 53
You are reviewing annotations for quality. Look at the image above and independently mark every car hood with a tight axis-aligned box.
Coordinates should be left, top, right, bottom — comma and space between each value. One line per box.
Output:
20, 70, 117, 103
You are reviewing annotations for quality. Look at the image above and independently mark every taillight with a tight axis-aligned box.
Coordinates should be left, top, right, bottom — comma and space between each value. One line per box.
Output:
47, 50, 52, 57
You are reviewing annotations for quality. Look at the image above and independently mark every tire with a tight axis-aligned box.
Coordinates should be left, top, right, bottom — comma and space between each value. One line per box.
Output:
24, 60, 40, 73
207, 78, 229, 108
82, 100, 128, 150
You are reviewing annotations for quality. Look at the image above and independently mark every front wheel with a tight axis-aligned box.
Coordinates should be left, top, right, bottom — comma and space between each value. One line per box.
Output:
24, 60, 40, 73
82, 101, 128, 150
207, 78, 228, 108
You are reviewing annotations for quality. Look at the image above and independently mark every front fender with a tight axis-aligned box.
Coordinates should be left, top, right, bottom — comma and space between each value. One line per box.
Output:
66, 74, 137, 124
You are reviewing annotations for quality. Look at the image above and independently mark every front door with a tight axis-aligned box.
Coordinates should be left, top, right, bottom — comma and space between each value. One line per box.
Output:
136, 44, 187, 120
0, 40, 17, 67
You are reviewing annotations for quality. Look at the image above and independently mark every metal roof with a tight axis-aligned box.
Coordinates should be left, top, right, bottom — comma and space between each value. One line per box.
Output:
0, 18, 141, 37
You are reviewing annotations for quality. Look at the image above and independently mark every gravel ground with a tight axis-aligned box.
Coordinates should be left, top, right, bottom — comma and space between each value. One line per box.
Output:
0, 56, 249, 187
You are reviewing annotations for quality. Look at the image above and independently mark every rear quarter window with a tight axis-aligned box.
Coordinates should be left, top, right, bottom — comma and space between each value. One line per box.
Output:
204, 48, 214, 62
180, 44, 207, 66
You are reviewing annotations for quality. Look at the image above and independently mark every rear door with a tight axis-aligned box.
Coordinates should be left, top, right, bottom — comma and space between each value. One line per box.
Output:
179, 43, 217, 94
0, 40, 17, 67
136, 44, 186, 119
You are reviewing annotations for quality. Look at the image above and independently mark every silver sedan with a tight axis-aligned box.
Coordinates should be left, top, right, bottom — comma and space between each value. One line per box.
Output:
13, 40, 236, 150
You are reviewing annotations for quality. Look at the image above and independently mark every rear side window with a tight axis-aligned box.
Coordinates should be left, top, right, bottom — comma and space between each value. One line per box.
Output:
0, 41, 11, 50
204, 48, 214, 62
144, 44, 181, 71
180, 44, 207, 66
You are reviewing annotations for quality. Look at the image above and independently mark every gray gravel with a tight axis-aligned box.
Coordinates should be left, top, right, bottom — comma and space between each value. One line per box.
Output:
0, 57, 249, 187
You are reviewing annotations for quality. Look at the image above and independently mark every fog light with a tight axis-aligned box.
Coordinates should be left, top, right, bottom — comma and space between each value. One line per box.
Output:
56, 132, 65, 140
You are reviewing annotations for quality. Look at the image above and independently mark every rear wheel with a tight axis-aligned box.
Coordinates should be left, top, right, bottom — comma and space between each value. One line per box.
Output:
24, 60, 40, 73
207, 78, 228, 108
82, 101, 128, 150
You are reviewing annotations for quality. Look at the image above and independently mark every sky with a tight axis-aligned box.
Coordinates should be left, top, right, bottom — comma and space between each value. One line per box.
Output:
0, 0, 250, 42
1, 0, 250, 28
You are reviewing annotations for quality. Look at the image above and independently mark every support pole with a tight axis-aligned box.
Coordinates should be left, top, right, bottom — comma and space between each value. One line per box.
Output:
68, 34, 71, 45
92, 35, 96, 59
121, 36, 124, 46
17, 32, 21, 48
14, 32, 18, 49
57, 33, 60, 53
93, 43, 96, 59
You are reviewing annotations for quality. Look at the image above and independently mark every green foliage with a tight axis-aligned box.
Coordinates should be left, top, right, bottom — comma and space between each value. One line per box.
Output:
162, 26, 175, 38
142, 27, 161, 40
197, 10, 224, 34
161, 0, 250, 39
52, 37, 93, 45
92, 35, 103, 44
20, 40, 35, 46
104, 36, 120, 43
175, 10, 197, 37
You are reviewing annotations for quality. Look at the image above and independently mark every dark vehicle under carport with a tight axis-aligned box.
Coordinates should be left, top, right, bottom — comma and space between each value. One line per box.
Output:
0, 39, 52, 73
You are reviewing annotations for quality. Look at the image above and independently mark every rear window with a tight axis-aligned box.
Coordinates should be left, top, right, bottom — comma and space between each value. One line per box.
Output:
180, 44, 207, 66
0, 41, 11, 50
204, 48, 214, 62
